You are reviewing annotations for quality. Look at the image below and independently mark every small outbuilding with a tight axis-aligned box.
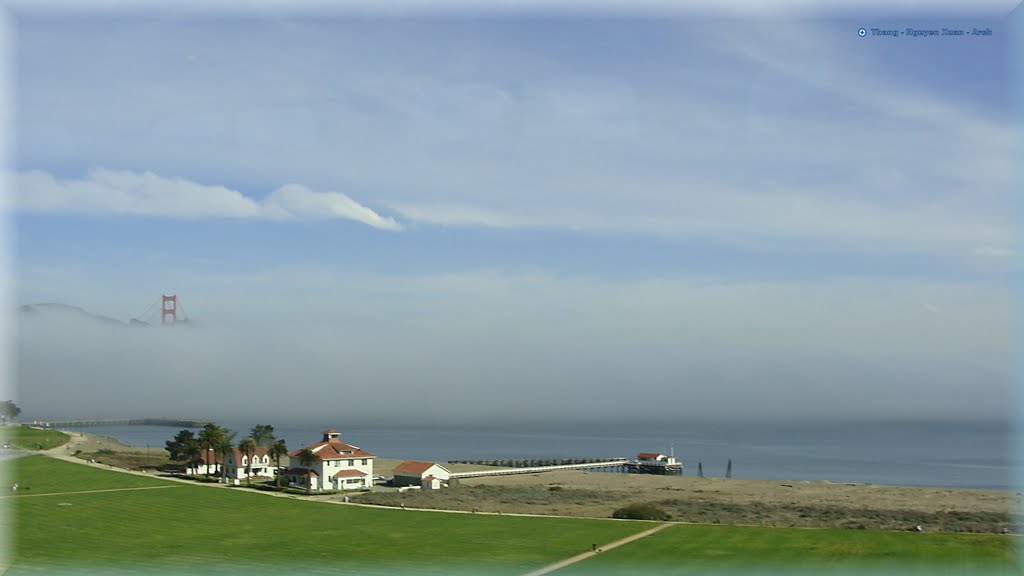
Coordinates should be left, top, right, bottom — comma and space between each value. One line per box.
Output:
392, 461, 451, 488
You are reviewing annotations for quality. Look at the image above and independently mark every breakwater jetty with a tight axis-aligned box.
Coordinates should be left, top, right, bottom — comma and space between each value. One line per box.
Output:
38, 418, 214, 428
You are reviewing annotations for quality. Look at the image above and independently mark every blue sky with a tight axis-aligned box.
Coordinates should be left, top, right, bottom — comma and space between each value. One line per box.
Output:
8, 6, 1016, 422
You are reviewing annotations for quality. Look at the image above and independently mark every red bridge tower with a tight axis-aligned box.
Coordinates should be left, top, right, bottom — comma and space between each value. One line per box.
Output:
162, 295, 177, 326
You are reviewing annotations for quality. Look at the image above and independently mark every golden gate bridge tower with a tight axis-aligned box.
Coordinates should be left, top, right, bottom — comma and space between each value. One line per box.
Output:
133, 294, 190, 326
161, 295, 177, 326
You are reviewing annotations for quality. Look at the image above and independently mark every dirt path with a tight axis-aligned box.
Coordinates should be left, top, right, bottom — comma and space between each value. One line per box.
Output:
0, 485, 181, 498
522, 523, 672, 576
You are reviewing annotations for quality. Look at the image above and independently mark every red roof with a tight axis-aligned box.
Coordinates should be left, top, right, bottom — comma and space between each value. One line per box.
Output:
394, 461, 443, 475
197, 448, 223, 465
229, 446, 270, 463
333, 469, 367, 478
196, 447, 273, 466
423, 475, 436, 482
637, 453, 666, 459
288, 437, 375, 460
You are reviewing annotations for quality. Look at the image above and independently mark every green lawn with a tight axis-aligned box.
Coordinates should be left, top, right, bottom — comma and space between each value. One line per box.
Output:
3, 425, 70, 450
558, 523, 1019, 576
8, 454, 169, 493
7, 456, 647, 575
6, 456, 1019, 576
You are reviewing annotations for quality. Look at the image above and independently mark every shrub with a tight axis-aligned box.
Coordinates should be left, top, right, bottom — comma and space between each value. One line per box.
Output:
612, 503, 671, 521
95, 449, 115, 455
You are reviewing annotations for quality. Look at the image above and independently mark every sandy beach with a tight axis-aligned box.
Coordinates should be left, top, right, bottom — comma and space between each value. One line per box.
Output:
363, 458, 1018, 533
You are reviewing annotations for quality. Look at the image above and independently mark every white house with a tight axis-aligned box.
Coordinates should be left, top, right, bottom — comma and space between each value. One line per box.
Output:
637, 453, 674, 464
223, 446, 276, 481
284, 429, 374, 491
631, 452, 683, 474
185, 448, 222, 476
392, 461, 451, 488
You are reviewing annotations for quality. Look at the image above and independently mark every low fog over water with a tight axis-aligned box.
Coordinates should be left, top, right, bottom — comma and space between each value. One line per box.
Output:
15, 273, 1012, 425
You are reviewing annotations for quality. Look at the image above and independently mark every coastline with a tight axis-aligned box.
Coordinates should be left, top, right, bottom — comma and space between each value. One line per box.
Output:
54, 429, 165, 456
42, 428, 1019, 533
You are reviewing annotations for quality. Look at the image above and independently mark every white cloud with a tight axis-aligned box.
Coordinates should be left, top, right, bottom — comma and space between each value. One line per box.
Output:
16, 168, 402, 230
389, 202, 541, 229
268, 184, 402, 230
371, 20, 1012, 261
391, 186, 1012, 260
13, 19, 1011, 258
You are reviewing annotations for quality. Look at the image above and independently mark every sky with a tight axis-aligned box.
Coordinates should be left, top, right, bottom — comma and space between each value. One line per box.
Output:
5, 3, 1018, 424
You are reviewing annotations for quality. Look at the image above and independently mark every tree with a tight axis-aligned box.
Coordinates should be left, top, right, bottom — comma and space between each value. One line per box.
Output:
183, 439, 202, 473
268, 439, 289, 488
1, 401, 21, 424
165, 429, 199, 462
237, 437, 257, 486
215, 428, 237, 484
296, 448, 321, 494
249, 424, 275, 448
197, 423, 223, 477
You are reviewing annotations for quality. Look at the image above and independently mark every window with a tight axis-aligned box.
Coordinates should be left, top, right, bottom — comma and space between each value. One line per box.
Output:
362, 459, 367, 465
348, 460, 354, 466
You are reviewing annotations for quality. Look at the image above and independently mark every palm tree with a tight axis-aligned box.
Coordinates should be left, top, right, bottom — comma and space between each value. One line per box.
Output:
215, 428, 236, 484
237, 437, 257, 486
184, 440, 203, 474
197, 423, 222, 477
268, 439, 288, 488
296, 448, 321, 494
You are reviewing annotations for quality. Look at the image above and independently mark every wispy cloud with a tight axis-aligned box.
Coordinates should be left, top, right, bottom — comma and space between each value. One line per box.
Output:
16, 168, 402, 230
389, 202, 544, 229
13, 18, 1012, 261
268, 184, 402, 230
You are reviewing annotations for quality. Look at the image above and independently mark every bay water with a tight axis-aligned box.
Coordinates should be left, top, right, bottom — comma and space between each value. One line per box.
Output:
52, 418, 1016, 491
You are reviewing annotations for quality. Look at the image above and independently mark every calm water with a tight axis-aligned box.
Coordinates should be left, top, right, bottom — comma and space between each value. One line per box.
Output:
53, 419, 1017, 491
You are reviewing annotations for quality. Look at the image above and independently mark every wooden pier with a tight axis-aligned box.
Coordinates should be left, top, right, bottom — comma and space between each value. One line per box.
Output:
449, 458, 629, 479
39, 418, 214, 428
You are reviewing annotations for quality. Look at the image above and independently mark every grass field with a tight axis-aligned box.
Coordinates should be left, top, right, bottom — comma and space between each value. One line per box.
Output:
6, 456, 1019, 575
8, 456, 647, 575
559, 523, 1019, 575
2, 425, 70, 450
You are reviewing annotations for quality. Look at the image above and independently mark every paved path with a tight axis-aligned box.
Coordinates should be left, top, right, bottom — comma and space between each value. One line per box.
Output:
521, 522, 672, 576
0, 485, 181, 498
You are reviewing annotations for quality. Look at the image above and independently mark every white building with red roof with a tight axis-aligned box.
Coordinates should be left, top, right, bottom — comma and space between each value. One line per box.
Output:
185, 448, 222, 476
392, 461, 451, 488
224, 446, 275, 481
284, 429, 374, 491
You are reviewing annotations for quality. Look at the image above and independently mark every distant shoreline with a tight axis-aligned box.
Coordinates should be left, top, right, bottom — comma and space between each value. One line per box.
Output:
24, 428, 1017, 533
35, 420, 1016, 492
